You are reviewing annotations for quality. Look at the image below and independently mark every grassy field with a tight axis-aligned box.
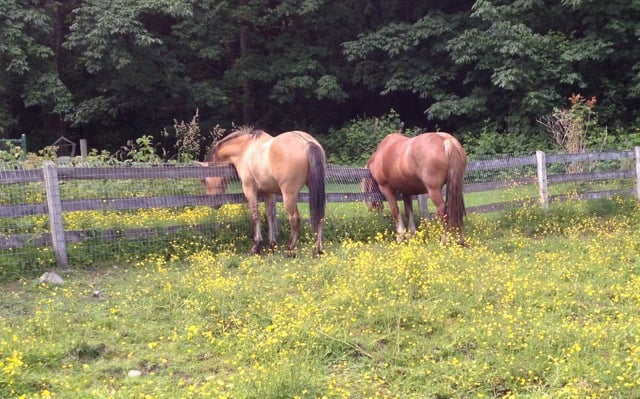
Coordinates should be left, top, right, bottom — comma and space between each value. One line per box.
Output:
1, 197, 640, 398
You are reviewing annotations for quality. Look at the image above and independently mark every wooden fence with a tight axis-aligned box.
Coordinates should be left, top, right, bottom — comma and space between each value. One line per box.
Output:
1, 147, 640, 267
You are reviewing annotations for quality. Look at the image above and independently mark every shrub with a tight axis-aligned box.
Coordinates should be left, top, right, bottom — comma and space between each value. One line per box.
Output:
169, 110, 203, 163
539, 93, 600, 155
464, 119, 549, 157
321, 110, 419, 166
115, 135, 164, 163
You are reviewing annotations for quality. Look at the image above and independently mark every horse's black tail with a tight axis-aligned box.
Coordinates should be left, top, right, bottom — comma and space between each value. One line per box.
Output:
306, 142, 326, 232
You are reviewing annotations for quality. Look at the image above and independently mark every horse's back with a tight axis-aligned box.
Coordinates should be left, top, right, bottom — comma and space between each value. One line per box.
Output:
367, 133, 407, 179
270, 131, 323, 167
279, 130, 321, 144
368, 132, 463, 194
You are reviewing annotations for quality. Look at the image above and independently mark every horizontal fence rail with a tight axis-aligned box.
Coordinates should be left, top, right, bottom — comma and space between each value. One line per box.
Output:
1, 147, 639, 267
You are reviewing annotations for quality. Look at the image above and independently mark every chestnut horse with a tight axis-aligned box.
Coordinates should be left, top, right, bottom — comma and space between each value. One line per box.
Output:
206, 127, 326, 255
363, 132, 467, 245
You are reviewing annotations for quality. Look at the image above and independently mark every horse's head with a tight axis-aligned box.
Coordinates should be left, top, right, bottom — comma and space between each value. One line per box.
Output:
196, 162, 230, 195
361, 176, 383, 212
203, 127, 268, 196
200, 130, 249, 195
203, 176, 229, 195
208, 126, 265, 164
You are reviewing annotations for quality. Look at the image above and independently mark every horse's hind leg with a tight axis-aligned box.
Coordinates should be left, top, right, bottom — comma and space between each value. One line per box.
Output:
265, 194, 278, 251
403, 196, 416, 235
429, 187, 448, 244
282, 193, 301, 254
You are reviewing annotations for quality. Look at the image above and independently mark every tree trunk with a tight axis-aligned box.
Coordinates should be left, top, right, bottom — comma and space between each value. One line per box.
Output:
239, 26, 252, 124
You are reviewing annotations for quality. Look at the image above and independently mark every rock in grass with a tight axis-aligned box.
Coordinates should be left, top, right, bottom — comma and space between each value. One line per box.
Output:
38, 272, 64, 285
127, 370, 142, 378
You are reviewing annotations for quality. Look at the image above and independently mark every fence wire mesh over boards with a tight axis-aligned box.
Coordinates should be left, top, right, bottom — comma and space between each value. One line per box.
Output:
0, 149, 637, 273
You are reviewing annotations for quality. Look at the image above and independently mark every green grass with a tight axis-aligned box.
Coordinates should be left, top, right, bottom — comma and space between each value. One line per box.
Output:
464, 179, 635, 208
2, 197, 640, 398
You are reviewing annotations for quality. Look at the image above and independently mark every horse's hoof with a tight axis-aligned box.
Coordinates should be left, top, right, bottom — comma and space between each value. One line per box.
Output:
310, 247, 324, 258
249, 245, 261, 255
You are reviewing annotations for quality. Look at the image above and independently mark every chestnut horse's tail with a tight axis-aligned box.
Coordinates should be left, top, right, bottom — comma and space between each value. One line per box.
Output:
306, 142, 326, 232
444, 138, 467, 235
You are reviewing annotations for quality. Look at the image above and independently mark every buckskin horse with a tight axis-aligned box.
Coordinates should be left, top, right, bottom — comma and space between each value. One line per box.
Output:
205, 127, 326, 255
363, 132, 467, 245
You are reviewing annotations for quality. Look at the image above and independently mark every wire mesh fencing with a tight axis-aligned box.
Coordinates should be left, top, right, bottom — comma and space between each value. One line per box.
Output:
1, 147, 638, 274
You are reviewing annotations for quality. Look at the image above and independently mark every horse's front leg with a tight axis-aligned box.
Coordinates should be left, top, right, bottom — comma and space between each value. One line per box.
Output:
264, 193, 278, 250
244, 189, 263, 255
282, 193, 300, 254
379, 186, 405, 241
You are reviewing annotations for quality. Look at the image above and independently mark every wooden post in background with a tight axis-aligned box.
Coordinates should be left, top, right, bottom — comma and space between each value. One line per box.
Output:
43, 161, 68, 268
417, 194, 429, 218
80, 139, 88, 159
536, 150, 549, 210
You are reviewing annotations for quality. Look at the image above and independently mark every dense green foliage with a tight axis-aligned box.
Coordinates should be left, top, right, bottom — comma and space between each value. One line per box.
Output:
320, 110, 421, 166
2, 0, 640, 153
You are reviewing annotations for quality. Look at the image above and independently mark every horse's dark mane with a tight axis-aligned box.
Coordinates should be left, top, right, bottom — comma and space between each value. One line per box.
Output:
207, 126, 265, 162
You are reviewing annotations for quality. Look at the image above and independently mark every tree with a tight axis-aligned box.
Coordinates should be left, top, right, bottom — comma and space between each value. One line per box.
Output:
0, 0, 74, 143
564, 0, 640, 128
342, 1, 477, 131
343, 0, 640, 136
62, 0, 193, 147
63, 0, 360, 146
171, 0, 354, 130
447, 0, 615, 133
4, 0, 640, 152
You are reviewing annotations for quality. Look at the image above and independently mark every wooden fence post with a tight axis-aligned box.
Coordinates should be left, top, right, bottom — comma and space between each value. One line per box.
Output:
80, 139, 88, 159
43, 161, 68, 268
417, 194, 429, 218
536, 150, 549, 210
635, 146, 640, 200
20, 134, 27, 160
